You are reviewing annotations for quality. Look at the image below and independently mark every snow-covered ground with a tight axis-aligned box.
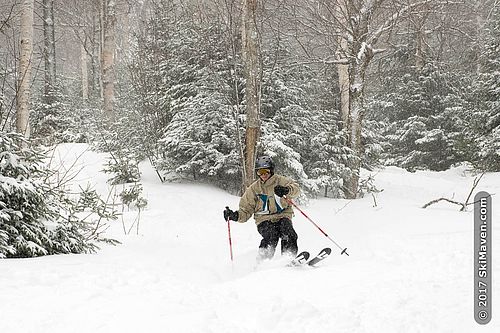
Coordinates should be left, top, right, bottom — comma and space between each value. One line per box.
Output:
1, 143, 499, 333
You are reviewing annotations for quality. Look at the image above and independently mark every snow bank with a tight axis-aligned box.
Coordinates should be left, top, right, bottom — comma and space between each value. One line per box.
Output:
0, 144, 498, 333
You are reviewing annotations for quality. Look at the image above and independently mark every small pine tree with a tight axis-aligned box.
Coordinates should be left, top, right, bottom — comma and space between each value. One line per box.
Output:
103, 152, 141, 185
0, 133, 114, 258
30, 82, 96, 145
1, 133, 57, 257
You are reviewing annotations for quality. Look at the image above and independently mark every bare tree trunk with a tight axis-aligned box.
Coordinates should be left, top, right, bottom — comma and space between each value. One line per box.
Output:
295, 0, 434, 198
120, 5, 130, 57
474, 0, 487, 74
16, 0, 34, 138
335, 0, 359, 198
102, 0, 116, 121
345, 79, 365, 198
91, 9, 102, 100
412, 4, 431, 71
43, 0, 56, 104
334, 0, 375, 199
242, 0, 261, 187
415, 28, 425, 70
81, 40, 89, 101
335, 0, 350, 127
337, 60, 350, 126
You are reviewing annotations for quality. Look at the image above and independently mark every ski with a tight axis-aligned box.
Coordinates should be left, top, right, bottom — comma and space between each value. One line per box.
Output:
288, 251, 310, 266
307, 247, 332, 266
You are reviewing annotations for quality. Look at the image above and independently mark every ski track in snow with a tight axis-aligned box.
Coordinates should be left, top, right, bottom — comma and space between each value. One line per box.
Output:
0, 143, 499, 333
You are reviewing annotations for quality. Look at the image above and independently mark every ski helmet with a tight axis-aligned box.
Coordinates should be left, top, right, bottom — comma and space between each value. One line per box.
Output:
255, 155, 275, 171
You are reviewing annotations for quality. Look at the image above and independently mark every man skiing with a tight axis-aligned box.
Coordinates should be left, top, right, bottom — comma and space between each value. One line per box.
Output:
223, 155, 300, 261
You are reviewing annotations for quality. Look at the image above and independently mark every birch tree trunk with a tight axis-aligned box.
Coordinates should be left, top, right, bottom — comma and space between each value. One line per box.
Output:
91, 9, 102, 100
43, 0, 56, 104
102, 0, 116, 121
335, 0, 351, 127
334, 0, 377, 198
241, 0, 261, 188
331, 0, 434, 198
341, 61, 370, 199
16, 0, 34, 137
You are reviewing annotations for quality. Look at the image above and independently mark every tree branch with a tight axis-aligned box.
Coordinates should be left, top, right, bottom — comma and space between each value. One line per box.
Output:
422, 197, 466, 210
422, 173, 486, 211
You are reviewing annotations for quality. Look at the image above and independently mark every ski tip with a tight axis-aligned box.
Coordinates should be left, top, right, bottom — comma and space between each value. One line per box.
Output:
288, 251, 310, 266
299, 251, 310, 261
341, 248, 349, 256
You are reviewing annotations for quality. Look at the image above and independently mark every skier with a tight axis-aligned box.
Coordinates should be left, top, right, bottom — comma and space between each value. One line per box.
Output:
224, 155, 300, 262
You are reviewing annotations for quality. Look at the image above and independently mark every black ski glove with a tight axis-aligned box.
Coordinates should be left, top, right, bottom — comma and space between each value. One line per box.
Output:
223, 207, 239, 221
274, 185, 290, 197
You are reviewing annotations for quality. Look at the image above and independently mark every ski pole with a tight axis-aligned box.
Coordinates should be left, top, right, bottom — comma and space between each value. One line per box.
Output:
225, 207, 234, 262
284, 197, 349, 256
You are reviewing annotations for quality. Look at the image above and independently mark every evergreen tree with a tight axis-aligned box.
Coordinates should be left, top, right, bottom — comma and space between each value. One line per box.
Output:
0, 134, 53, 257
29, 75, 101, 145
369, 61, 470, 171
0, 132, 114, 258
259, 58, 352, 197
473, 4, 500, 171
156, 21, 242, 191
132, 1, 360, 197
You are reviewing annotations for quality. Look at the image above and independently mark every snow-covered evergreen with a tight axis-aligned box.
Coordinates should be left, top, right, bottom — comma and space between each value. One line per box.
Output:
0, 133, 114, 258
152, 21, 242, 190
369, 62, 471, 171
473, 4, 500, 171
259, 58, 354, 197
2, 1, 500, 330
130, 5, 359, 197
0, 133, 53, 257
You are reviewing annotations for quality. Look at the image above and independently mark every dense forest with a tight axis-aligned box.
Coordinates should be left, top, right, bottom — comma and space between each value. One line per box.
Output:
1, 0, 499, 257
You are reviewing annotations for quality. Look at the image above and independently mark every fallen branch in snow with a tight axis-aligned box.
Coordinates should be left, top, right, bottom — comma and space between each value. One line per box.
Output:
422, 173, 485, 211
422, 197, 469, 211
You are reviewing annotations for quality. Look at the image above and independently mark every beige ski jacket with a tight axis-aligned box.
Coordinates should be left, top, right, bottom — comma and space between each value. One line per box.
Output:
237, 174, 300, 225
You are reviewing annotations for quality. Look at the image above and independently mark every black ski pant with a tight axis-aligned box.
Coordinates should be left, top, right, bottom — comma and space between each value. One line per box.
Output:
257, 217, 298, 260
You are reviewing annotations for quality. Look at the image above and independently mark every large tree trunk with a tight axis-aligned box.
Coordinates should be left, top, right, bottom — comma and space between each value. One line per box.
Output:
102, 0, 116, 121
241, 0, 261, 188
337, 60, 350, 126
335, 0, 373, 199
335, 0, 359, 198
335, 0, 351, 127
16, 0, 34, 137
43, 0, 56, 104
345, 77, 365, 199
316, 0, 433, 197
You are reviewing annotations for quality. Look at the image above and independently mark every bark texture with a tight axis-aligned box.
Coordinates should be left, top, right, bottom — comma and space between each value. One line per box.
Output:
242, 0, 261, 188
16, 0, 34, 137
